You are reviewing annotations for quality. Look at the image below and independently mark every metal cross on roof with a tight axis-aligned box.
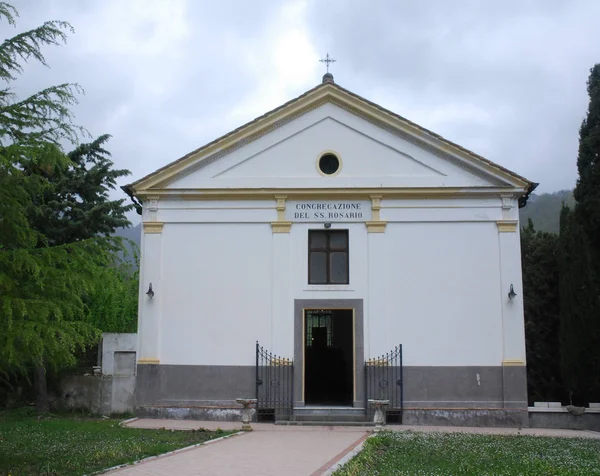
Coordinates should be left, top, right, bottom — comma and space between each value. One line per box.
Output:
320, 53, 336, 73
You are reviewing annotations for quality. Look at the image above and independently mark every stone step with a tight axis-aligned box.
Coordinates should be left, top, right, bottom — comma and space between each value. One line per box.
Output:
275, 420, 375, 427
291, 406, 369, 423
293, 406, 365, 416
293, 413, 369, 422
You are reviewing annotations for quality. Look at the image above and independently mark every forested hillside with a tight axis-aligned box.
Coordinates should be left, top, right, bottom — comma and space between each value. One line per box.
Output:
520, 190, 574, 233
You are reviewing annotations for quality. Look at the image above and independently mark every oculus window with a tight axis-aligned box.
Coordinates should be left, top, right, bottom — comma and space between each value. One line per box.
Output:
308, 230, 349, 284
318, 153, 340, 175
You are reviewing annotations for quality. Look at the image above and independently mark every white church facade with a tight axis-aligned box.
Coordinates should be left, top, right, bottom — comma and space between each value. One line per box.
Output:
125, 73, 536, 426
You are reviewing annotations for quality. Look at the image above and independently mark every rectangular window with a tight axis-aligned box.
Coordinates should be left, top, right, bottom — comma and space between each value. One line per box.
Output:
308, 230, 349, 284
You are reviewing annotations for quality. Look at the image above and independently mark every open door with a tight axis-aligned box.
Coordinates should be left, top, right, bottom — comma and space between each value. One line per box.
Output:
304, 309, 353, 405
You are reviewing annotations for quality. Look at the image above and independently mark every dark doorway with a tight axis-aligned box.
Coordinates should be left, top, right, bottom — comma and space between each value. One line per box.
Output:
304, 309, 353, 405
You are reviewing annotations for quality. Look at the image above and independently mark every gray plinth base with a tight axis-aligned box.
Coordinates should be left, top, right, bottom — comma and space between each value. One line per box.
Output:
136, 405, 244, 421
402, 408, 529, 428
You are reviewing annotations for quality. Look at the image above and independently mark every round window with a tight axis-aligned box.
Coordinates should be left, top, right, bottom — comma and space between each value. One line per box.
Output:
318, 153, 340, 175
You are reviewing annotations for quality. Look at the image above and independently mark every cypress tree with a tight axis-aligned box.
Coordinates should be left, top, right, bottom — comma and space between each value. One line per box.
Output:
561, 63, 600, 406
521, 219, 563, 403
557, 206, 600, 405
574, 64, 600, 255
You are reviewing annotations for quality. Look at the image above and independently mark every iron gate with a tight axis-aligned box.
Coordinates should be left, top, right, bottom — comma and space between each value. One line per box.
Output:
365, 344, 403, 423
255, 342, 294, 422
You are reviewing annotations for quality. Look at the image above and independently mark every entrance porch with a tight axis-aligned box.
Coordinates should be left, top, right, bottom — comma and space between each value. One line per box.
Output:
255, 299, 403, 424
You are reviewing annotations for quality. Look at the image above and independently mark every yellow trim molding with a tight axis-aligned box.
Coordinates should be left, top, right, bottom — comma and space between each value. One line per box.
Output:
138, 358, 160, 365
370, 195, 382, 220
502, 359, 526, 367
497, 220, 518, 233
143, 222, 164, 234
271, 195, 291, 233
274, 195, 287, 221
136, 187, 526, 202
271, 221, 292, 233
366, 221, 387, 233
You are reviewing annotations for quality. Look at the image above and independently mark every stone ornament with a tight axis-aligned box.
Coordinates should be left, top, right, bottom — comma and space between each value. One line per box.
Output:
368, 399, 389, 431
236, 398, 257, 431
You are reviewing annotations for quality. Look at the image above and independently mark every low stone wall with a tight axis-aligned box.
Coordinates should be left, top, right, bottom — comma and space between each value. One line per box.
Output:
60, 375, 136, 415
61, 375, 112, 414
528, 408, 600, 432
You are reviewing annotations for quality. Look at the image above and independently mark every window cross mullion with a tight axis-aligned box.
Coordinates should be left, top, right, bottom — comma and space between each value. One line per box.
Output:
308, 230, 348, 285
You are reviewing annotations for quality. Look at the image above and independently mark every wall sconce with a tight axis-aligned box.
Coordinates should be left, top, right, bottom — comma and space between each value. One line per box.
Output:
508, 284, 517, 300
324, 222, 332, 229
146, 283, 154, 299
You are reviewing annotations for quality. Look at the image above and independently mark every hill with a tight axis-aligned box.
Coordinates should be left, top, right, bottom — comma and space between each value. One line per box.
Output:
520, 190, 574, 234
115, 223, 141, 245
114, 223, 141, 261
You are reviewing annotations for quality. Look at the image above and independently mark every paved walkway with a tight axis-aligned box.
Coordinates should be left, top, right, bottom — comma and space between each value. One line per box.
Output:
109, 420, 367, 476
105, 419, 600, 476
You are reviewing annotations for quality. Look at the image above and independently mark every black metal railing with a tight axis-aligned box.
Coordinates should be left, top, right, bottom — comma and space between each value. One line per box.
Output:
364, 344, 403, 423
255, 342, 294, 422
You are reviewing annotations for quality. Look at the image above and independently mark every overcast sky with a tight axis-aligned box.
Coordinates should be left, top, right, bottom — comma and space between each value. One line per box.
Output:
10, 0, 600, 215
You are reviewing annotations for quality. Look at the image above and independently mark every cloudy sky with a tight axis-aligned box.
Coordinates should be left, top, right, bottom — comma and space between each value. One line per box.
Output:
9, 0, 600, 217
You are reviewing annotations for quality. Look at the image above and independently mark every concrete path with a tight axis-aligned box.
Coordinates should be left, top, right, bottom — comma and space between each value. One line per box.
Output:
106, 419, 600, 476
109, 420, 367, 476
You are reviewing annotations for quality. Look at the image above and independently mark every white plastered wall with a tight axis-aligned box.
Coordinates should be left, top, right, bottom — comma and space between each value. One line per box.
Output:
159, 221, 273, 366
137, 195, 526, 368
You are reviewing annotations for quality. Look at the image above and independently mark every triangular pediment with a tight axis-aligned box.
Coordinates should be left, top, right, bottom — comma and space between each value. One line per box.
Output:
215, 117, 443, 180
128, 81, 533, 197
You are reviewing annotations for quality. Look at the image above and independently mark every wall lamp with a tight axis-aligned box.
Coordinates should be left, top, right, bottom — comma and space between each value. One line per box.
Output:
146, 283, 155, 299
508, 284, 517, 300
324, 222, 332, 229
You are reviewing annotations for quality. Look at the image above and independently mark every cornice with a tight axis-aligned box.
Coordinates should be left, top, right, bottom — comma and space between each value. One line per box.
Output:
136, 187, 526, 202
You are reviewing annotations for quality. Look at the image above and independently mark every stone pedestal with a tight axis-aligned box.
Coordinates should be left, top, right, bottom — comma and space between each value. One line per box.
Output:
236, 398, 257, 431
368, 399, 389, 432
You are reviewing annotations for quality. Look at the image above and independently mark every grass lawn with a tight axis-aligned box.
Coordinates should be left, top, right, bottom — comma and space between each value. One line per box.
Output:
0, 408, 231, 476
335, 430, 600, 476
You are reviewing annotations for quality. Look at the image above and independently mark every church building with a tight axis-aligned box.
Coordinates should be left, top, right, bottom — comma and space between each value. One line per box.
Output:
125, 72, 535, 426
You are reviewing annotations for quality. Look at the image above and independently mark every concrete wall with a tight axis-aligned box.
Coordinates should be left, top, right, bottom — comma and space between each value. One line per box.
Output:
529, 408, 600, 432
60, 333, 137, 414
61, 375, 112, 414
101, 333, 137, 375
